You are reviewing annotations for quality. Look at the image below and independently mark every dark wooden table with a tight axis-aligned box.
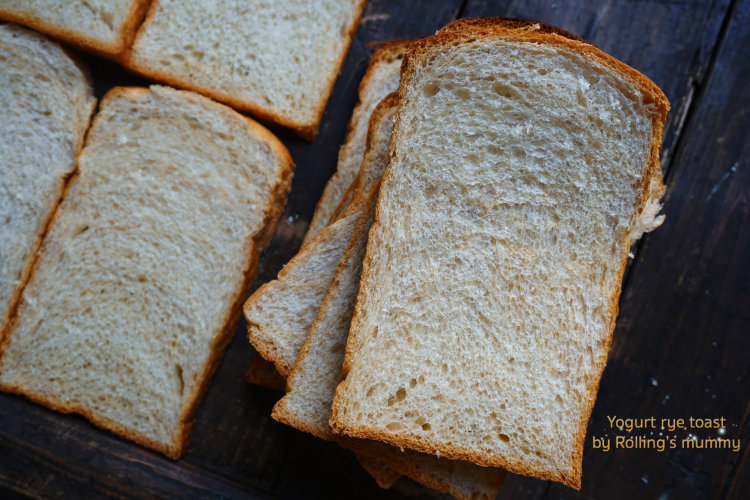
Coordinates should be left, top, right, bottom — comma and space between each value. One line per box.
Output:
1, 1, 748, 498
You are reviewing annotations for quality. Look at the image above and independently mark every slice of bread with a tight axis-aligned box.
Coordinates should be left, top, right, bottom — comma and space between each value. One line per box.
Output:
330, 18, 669, 489
244, 194, 369, 377
0, 23, 96, 341
0, 85, 293, 459
0, 1, 151, 57
303, 40, 409, 243
274, 186, 506, 500
126, 0, 367, 139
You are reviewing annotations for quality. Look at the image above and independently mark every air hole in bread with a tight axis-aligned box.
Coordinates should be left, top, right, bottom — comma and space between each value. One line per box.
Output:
74, 225, 89, 237
493, 83, 516, 99
409, 378, 417, 388
395, 387, 406, 402
175, 364, 185, 396
386, 422, 404, 431
423, 82, 440, 98
499, 433, 510, 443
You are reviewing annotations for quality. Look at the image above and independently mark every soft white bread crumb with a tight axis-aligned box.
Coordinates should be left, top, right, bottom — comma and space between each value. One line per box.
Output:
330, 18, 669, 489
127, 0, 367, 139
303, 40, 409, 242
0, 23, 96, 338
0, 85, 293, 458
0, 1, 151, 56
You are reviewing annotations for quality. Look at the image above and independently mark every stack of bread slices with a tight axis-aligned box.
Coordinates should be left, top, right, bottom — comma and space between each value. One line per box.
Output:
245, 17, 669, 497
0, 3, 670, 496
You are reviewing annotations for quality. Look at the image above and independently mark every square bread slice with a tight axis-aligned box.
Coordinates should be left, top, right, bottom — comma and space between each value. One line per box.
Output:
273, 185, 506, 500
330, 18, 669, 488
303, 39, 410, 243
0, 1, 151, 57
126, 0, 367, 139
0, 23, 96, 339
244, 94, 397, 378
0, 85, 293, 458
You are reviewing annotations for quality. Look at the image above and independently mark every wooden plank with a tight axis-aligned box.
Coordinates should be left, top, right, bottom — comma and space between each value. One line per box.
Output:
0, 2, 463, 498
0, 393, 276, 499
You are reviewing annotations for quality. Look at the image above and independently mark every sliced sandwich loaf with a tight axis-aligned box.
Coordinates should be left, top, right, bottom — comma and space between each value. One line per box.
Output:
0, 85, 293, 458
127, 0, 367, 139
0, 23, 96, 338
0, 1, 151, 57
303, 39, 410, 243
330, 18, 669, 488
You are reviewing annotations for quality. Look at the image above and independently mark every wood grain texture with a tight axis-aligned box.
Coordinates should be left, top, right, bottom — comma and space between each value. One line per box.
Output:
1, 0, 748, 498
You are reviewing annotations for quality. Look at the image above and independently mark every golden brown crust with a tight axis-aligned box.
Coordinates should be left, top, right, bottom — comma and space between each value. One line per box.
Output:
0, 85, 294, 459
0, 1, 151, 58
333, 17, 669, 489
304, 40, 413, 243
124, 0, 368, 140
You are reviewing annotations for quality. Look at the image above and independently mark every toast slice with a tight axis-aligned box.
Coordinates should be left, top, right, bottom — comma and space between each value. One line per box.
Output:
0, 1, 150, 57
303, 40, 410, 242
243, 95, 397, 378
0, 85, 293, 458
330, 18, 669, 488
273, 186, 506, 500
0, 23, 96, 340
126, 0, 367, 139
